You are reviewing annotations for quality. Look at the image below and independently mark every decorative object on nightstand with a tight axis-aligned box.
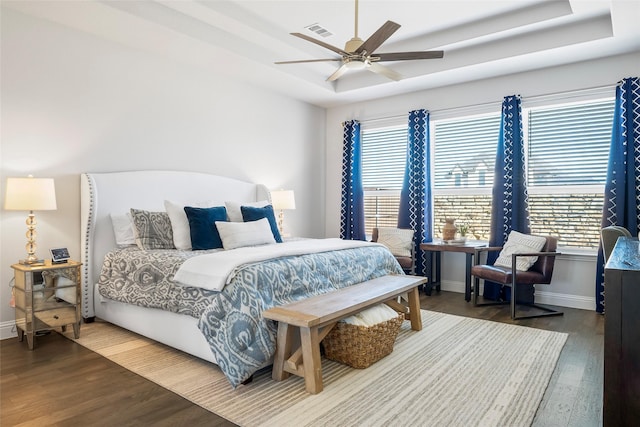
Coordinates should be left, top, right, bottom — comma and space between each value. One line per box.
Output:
270, 189, 296, 236
4, 175, 57, 265
11, 260, 82, 350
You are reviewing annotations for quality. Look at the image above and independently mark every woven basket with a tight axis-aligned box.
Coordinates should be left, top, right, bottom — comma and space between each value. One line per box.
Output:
323, 313, 404, 369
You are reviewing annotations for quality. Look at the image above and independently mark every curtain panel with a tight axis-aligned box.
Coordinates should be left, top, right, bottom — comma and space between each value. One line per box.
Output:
486, 95, 534, 302
340, 120, 366, 241
595, 77, 640, 313
398, 109, 433, 275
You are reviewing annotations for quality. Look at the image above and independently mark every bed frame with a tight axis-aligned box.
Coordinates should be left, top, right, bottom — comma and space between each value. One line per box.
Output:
80, 171, 270, 363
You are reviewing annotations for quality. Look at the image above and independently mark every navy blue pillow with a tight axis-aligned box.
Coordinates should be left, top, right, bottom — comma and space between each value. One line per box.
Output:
241, 205, 282, 243
184, 206, 228, 250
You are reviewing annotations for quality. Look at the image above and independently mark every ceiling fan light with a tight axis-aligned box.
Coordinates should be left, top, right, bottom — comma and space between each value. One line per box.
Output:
345, 59, 367, 70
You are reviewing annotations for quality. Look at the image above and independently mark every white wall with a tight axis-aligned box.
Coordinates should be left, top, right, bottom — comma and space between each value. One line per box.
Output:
325, 51, 640, 310
0, 9, 326, 337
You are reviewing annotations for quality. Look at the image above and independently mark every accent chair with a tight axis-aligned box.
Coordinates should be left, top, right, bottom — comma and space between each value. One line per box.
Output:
372, 227, 415, 274
470, 235, 563, 320
601, 225, 632, 262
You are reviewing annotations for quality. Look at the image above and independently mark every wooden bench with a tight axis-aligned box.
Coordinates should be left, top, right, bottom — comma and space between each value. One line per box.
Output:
262, 274, 426, 394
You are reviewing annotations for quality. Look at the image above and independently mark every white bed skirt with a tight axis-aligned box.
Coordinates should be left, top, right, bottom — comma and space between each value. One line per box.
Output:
94, 284, 217, 364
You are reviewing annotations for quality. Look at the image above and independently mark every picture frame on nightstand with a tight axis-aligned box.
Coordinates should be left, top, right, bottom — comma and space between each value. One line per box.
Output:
50, 247, 70, 264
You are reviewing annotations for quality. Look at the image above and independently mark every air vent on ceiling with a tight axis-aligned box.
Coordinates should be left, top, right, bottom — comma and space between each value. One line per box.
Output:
305, 23, 333, 38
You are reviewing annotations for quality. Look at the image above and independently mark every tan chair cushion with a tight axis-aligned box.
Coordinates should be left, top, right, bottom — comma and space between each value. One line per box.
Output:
376, 227, 414, 258
493, 231, 546, 271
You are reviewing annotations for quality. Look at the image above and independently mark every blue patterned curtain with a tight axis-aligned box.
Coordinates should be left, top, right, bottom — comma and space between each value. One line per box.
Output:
398, 109, 432, 275
486, 95, 533, 302
340, 120, 366, 241
595, 77, 640, 313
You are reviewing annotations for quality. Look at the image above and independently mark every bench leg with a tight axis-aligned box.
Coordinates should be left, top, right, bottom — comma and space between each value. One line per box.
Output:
407, 287, 422, 331
272, 322, 294, 381
300, 326, 323, 394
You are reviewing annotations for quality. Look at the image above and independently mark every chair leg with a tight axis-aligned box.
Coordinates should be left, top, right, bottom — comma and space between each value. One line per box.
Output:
473, 278, 509, 307
511, 280, 564, 320
511, 276, 517, 319
473, 277, 479, 305
512, 304, 564, 320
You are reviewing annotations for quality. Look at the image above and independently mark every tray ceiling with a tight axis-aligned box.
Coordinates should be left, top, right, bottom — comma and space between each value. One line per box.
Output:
4, 0, 639, 107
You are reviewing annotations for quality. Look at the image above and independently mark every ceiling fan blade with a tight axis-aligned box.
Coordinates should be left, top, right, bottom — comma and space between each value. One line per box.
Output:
327, 64, 350, 82
354, 20, 401, 54
376, 51, 444, 61
275, 58, 342, 64
367, 62, 403, 81
290, 33, 349, 56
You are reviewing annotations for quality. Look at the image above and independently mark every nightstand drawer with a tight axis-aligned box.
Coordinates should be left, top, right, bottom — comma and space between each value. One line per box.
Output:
34, 307, 78, 328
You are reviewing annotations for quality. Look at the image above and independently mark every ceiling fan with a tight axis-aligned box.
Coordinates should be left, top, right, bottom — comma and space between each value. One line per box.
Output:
275, 0, 444, 82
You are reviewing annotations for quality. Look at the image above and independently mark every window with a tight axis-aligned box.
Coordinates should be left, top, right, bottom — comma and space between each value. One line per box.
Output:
360, 96, 614, 249
433, 114, 501, 240
525, 99, 615, 248
361, 119, 407, 237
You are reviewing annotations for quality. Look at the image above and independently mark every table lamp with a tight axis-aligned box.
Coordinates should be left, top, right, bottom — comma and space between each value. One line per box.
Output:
270, 189, 296, 235
4, 175, 57, 265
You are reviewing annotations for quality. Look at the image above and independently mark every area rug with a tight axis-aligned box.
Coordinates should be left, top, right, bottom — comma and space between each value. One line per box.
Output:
69, 311, 567, 426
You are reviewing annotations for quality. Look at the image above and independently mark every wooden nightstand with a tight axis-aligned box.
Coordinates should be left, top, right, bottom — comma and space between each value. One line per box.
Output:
11, 260, 82, 350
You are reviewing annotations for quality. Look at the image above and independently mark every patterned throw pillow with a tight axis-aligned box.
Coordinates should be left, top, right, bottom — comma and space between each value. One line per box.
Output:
130, 209, 174, 250
493, 231, 547, 271
376, 228, 414, 258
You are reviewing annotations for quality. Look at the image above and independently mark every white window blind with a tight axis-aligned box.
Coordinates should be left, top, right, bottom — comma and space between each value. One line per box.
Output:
361, 120, 408, 234
525, 98, 615, 248
361, 125, 407, 190
434, 115, 501, 190
527, 99, 615, 186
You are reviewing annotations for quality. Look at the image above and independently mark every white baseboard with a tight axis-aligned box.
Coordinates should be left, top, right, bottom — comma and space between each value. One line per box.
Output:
534, 290, 596, 311
1, 320, 18, 340
438, 280, 596, 311
440, 280, 466, 295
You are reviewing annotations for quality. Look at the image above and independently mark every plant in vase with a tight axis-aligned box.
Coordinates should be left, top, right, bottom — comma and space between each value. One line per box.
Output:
458, 223, 470, 242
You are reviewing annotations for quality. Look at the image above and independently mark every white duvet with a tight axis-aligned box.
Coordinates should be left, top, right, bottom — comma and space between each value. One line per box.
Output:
173, 238, 381, 291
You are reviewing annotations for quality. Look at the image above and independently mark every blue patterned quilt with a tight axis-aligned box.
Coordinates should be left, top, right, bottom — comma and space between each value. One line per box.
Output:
98, 244, 402, 387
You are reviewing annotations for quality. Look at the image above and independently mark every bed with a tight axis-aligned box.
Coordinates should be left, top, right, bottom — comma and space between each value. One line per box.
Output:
80, 170, 403, 387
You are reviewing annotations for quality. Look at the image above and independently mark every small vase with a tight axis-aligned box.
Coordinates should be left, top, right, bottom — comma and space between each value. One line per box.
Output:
442, 218, 457, 241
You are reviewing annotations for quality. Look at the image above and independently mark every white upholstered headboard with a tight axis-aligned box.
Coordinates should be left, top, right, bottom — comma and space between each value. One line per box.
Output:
80, 171, 270, 319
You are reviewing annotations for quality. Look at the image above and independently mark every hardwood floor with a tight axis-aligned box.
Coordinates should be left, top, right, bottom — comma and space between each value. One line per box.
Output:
1, 331, 235, 426
1, 290, 603, 426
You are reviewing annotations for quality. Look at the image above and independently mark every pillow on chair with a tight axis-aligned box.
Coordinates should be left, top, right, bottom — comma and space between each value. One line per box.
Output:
376, 228, 414, 258
493, 231, 547, 271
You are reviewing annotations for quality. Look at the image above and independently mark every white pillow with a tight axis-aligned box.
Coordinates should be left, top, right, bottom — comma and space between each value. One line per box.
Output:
215, 217, 276, 250
377, 228, 414, 258
164, 200, 214, 250
225, 200, 269, 222
110, 213, 136, 247
493, 231, 547, 271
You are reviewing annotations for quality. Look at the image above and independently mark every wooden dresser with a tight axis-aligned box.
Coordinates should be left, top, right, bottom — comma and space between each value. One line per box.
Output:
603, 237, 640, 426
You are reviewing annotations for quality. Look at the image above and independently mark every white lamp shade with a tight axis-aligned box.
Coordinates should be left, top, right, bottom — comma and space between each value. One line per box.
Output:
270, 190, 296, 210
4, 177, 57, 211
